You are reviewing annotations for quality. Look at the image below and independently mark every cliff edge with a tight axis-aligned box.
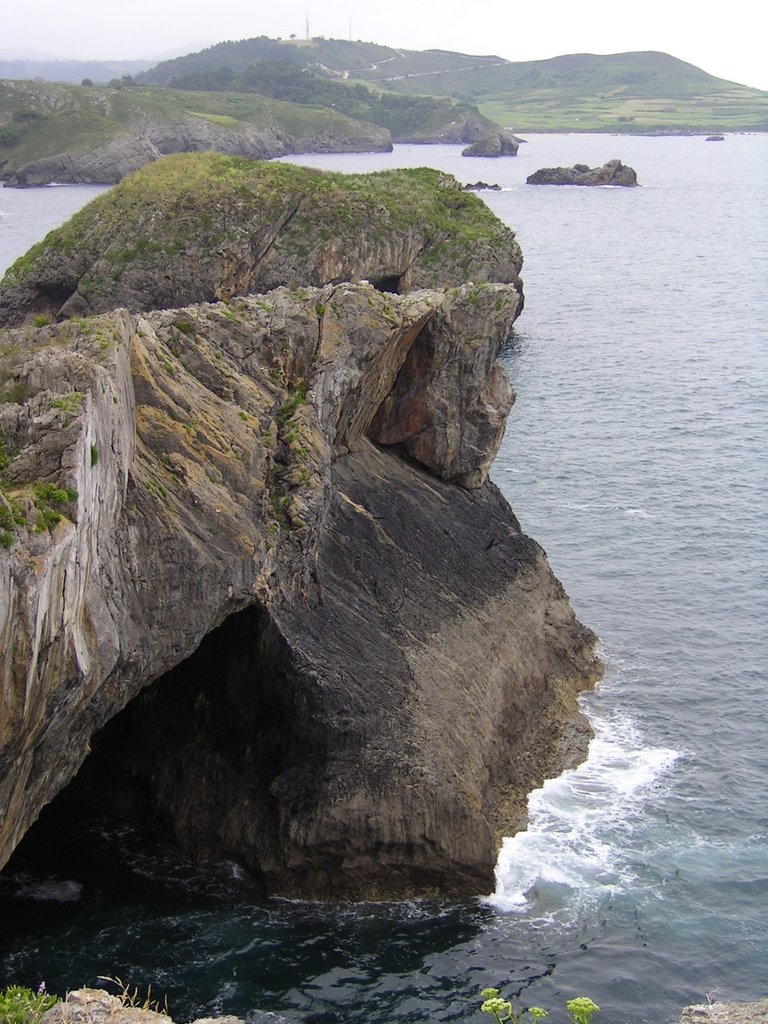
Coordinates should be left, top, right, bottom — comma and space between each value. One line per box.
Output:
0, 155, 522, 327
0, 157, 600, 899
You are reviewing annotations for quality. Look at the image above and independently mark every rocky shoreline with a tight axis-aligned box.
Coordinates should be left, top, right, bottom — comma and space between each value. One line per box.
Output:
38, 988, 768, 1024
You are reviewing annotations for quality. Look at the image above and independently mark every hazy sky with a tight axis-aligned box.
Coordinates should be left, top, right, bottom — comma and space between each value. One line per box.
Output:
4, 0, 767, 92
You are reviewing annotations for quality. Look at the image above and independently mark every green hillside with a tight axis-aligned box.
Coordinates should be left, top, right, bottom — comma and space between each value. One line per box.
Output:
139, 38, 768, 133
149, 60, 506, 142
361, 49, 768, 132
0, 78, 388, 173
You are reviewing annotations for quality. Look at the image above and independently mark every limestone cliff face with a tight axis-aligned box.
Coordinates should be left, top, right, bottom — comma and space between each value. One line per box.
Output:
0, 158, 599, 898
0, 156, 523, 328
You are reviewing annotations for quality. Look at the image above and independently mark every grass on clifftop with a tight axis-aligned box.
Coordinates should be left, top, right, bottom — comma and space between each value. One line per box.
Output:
1, 153, 514, 296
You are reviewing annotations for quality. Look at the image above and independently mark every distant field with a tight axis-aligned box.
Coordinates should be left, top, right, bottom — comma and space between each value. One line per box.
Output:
479, 87, 768, 133
352, 48, 768, 133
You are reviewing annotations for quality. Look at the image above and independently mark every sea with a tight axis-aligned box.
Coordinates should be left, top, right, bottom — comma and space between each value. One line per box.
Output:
0, 135, 766, 1024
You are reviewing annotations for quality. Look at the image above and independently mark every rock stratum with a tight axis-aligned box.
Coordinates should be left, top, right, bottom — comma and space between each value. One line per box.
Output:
526, 159, 639, 186
0, 156, 600, 899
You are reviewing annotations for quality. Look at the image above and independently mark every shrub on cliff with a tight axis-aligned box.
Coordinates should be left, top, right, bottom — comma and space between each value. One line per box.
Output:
0, 986, 58, 1024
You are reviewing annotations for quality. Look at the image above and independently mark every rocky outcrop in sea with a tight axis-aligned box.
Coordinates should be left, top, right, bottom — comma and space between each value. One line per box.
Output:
0, 155, 600, 899
526, 159, 639, 186
461, 130, 521, 157
0, 155, 522, 327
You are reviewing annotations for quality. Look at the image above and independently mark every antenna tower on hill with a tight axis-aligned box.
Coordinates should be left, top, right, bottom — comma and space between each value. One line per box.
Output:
305, 13, 309, 39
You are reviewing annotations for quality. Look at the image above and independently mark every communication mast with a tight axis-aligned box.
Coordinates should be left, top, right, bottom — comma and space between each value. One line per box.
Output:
305, 13, 310, 39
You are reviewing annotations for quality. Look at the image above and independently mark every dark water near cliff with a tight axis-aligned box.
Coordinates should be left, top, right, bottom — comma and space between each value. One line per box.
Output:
1, 136, 767, 1022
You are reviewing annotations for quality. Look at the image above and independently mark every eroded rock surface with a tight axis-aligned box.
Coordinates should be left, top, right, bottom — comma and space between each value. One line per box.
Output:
526, 158, 639, 186
680, 1002, 768, 1024
0, 156, 523, 328
43, 990, 247, 1024
0, 158, 599, 898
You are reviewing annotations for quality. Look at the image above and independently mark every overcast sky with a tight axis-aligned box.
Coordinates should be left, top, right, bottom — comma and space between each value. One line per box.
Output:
4, 0, 767, 92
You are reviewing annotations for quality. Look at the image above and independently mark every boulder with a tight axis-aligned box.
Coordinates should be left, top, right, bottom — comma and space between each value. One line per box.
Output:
680, 1001, 768, 1024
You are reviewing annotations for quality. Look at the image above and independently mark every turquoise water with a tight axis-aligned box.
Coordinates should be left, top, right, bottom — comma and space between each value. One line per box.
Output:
1, 137, 766, 1023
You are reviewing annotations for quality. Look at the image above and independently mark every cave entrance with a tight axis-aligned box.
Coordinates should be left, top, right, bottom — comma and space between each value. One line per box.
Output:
370, 274, 403, 294
7, 604, 296, 891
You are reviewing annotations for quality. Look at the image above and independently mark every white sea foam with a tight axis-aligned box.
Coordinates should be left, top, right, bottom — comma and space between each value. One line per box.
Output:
487, 713, 679, 914
13, 875, 83, 902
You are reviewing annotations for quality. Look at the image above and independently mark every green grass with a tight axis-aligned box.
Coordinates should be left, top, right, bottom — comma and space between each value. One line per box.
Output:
128, 40, 768, 133
479, 86, 768, 133
369, 50, 768, 133
0, 986, 58, 1024
0, 154, 515, 302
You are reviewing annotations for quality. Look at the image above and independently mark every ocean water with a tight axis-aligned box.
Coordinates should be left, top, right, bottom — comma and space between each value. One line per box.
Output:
1, 136, 766, 1023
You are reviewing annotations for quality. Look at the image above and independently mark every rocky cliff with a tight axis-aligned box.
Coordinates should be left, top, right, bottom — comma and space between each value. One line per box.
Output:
0, 157, 599, 898
0, 80, 391, 187
0, 156, 522, 327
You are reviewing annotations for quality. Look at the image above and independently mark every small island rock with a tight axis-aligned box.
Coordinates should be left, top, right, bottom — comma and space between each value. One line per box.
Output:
462, 130, 521, 157
462, 181, 502, 191
526, 158, 639, 186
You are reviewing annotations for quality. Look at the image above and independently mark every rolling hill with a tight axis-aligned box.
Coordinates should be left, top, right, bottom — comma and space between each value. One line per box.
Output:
139, 37, 768, 133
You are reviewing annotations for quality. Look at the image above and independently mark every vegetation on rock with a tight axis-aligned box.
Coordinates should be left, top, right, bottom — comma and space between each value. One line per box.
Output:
0, 153, 522, 325
0, 986, 58, 1024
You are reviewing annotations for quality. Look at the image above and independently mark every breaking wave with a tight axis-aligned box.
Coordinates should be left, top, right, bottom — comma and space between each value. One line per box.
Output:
489, 710, 680, 915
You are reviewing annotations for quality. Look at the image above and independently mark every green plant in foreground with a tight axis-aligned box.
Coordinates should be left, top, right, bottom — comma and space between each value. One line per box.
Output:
481, 989, 599, 1024
480, 988, 548, 1024
0, 984, 58, 1024
566, 998, 600, 1024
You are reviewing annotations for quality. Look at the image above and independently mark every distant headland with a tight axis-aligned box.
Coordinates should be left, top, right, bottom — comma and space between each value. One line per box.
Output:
1, 38, 766, 186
